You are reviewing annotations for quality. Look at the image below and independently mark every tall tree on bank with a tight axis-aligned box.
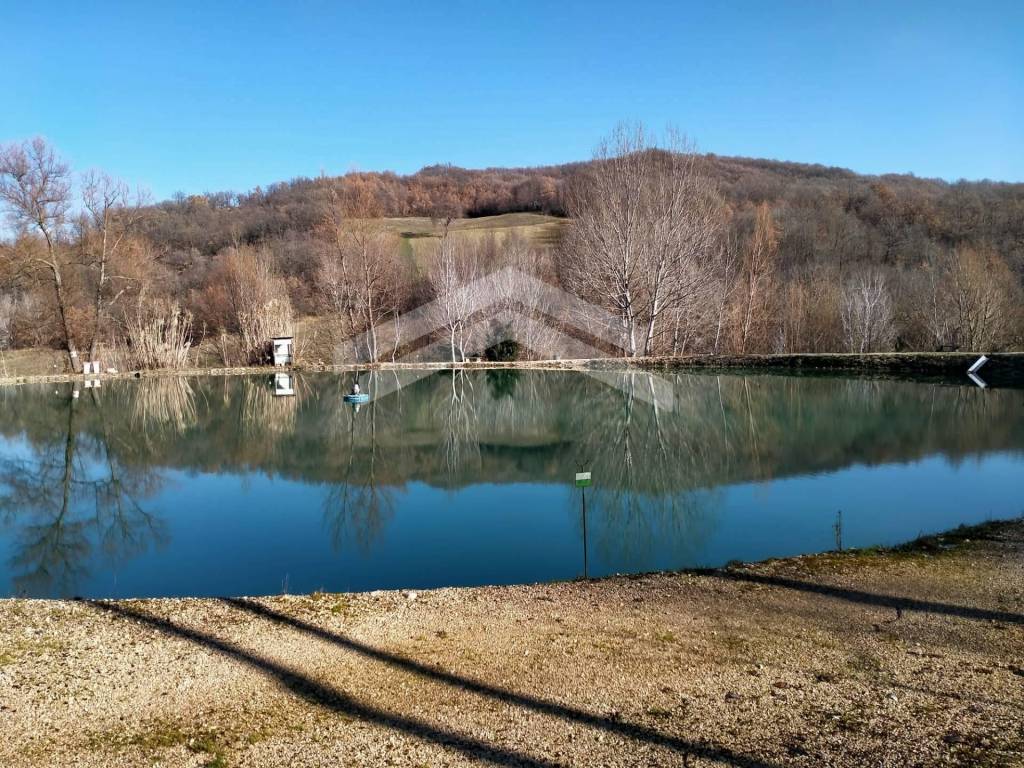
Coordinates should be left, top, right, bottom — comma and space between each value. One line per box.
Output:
841, 269, 896, 352
734, 203, 780, 353
428, 227, 480, 363
559, 124, 723, 357
79, 172, 148, 363
0, 139, 79, 372
317, 223, 404, 362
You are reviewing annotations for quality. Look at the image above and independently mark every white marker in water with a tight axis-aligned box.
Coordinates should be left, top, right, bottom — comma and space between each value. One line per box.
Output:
967, 355, 989, 388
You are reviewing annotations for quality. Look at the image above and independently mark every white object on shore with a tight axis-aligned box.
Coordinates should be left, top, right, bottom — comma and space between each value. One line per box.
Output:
967, 372, 988, 389
968, 355, 989, 374
272, 336, 294, 366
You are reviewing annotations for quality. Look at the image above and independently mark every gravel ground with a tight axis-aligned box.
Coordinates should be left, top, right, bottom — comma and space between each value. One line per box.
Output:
1, 521, 1022, 768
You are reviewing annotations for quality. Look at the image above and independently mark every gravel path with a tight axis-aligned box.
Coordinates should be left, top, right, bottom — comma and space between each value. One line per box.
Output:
1, 521, 1022, 767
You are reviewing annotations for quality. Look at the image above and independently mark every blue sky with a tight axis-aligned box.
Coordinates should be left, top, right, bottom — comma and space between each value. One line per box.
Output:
2, 1, 1021, 199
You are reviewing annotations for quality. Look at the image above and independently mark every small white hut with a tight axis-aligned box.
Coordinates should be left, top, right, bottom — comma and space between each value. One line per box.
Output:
272, 336, 294, 366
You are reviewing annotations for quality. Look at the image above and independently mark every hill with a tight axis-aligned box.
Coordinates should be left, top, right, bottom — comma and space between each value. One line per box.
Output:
3, 142, 1022, 362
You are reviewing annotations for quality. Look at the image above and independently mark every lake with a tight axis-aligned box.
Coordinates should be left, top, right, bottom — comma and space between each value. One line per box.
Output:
0, 369, 1021, 599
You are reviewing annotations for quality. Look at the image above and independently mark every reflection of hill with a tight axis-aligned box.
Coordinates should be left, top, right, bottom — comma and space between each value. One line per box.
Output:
0, 371, 1021, 495
2, 370, 1022, 597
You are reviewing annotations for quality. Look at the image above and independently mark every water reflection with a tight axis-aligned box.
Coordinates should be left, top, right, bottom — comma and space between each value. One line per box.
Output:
0, 370, 1021, 598
0, 387, 167, 596
323, 373, 396, 553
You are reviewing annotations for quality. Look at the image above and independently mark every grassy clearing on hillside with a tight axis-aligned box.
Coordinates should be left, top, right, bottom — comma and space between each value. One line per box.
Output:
369, 213, 567, 274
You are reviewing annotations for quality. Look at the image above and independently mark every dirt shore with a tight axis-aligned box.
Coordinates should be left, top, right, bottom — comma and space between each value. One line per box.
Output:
1, 521, 1021, 767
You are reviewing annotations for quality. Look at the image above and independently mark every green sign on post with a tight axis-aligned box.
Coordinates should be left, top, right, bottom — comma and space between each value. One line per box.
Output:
575, 471, 592, 488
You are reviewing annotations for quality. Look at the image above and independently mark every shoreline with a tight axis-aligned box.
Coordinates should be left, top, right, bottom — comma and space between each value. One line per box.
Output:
2, 518, 1019, 606
2, 350, 1022, 388
2, 518, 1021, 766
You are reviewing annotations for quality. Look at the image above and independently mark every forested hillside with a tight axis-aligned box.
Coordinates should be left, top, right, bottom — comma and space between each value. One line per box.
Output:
2, 134, 1022, 370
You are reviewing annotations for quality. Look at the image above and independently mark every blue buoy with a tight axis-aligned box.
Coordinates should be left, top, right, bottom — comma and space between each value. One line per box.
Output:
343, 393, 370, 404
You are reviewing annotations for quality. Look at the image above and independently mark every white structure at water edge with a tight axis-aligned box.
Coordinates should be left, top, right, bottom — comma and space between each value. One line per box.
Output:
274, 373, 295, 397
272, 337, 294, 366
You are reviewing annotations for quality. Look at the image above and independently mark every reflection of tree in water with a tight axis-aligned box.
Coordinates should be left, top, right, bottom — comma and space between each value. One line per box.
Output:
0, 387, 166, 597
486, 368, 519, 400
437, 370, 482, 483
0, 394, 90, 595
565, 372, 721, 568
0, 370, 1021, 589
322, 371, 397, 553
88, 388, 167, 563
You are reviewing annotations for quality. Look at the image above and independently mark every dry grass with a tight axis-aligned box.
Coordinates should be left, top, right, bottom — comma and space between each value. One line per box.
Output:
367, 213, 567, 274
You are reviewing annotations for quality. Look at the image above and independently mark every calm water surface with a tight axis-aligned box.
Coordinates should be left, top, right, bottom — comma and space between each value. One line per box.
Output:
0, 369, 1021, 598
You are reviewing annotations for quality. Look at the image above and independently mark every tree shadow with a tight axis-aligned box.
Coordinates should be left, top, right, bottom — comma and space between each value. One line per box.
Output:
888, 681, 1024, 713
89, 598, 780, 768
708, 570, 1023, 626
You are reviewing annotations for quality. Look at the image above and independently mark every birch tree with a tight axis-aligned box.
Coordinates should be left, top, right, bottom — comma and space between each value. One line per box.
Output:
0, 139, 79, 371
427, 229, 480, 362
841, 268, 896, 352
559, 124, 723, 357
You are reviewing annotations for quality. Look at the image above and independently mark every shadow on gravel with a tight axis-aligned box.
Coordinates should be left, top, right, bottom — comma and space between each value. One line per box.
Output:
711, 570, 1023, 626
889, 681, 1024, 713
88, 598, 781, 768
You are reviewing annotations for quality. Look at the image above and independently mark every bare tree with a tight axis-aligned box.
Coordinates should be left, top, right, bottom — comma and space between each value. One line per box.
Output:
221, 246, 293, 364
559, 124, 723, 357
317, 216, 404, 362
0, 139, 79, 371
427, 229, 480, 362
712, 232, 740, 354
841, 268, 896, 353
944, 247, 1021, 350
79, 172, 149, 364
636, 131, 723, 355
777, 264, 842, 353
734, 203, 779, 354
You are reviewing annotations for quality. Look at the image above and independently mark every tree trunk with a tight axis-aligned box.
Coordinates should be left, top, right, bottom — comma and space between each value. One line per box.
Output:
89, 261, 107, 363
51, 265, 80, 373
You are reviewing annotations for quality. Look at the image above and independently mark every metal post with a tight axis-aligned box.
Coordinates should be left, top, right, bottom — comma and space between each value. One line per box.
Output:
581, 484, 588, 579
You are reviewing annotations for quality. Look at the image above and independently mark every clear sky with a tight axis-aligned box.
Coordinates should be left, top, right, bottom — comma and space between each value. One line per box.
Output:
2, 1, 1021, 199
